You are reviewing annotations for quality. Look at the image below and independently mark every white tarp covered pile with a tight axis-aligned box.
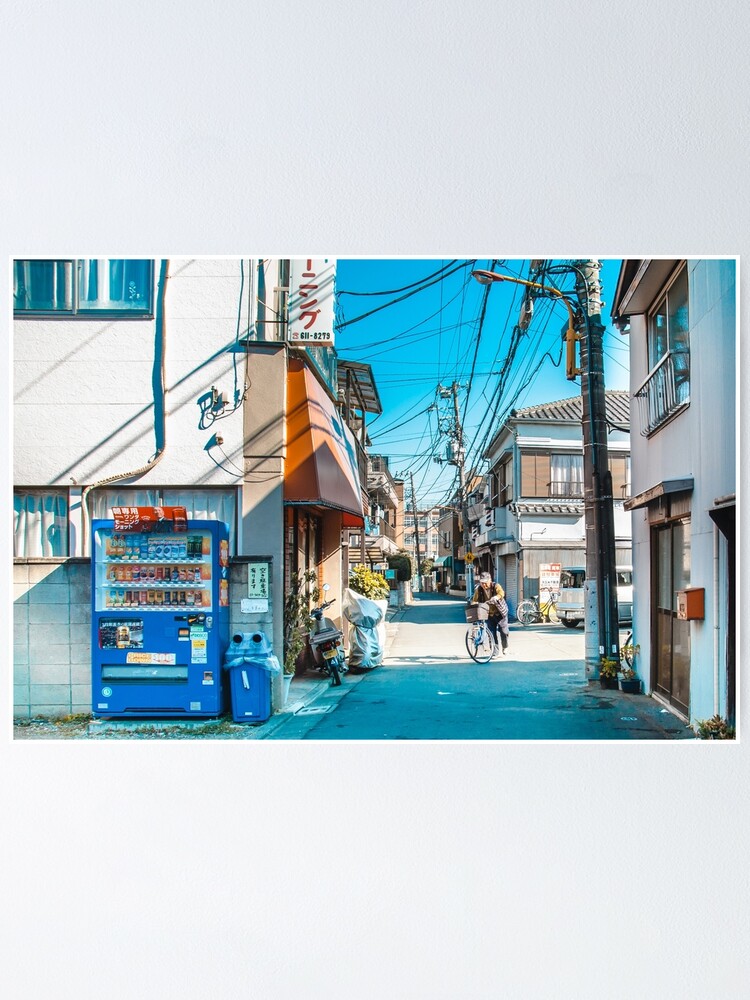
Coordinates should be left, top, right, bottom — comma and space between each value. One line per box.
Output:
342, 588, 388, 670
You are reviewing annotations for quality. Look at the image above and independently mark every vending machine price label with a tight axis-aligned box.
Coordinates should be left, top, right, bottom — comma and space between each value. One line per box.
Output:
126, 652, 177, 665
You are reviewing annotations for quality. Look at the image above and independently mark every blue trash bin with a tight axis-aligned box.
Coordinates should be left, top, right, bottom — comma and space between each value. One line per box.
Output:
224, 631, 277, 723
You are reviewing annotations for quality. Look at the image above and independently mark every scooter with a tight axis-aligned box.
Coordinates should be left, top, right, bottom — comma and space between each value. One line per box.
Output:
305, 584, 347, 686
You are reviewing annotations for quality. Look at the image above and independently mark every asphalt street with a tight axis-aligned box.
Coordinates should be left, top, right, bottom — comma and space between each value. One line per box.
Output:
269, 592, 695, 741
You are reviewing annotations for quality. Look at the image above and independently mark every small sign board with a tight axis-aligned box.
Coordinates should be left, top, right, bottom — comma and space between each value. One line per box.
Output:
242, 598, 269, 614
539, 562, 562, 593
248, 562, 270, 599
111, 505, 188, 532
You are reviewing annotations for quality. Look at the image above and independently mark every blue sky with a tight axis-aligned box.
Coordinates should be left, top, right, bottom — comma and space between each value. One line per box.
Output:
333, 258, 629, 508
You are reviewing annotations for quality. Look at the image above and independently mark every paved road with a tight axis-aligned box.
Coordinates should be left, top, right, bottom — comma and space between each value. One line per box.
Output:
270, 593, 694, 741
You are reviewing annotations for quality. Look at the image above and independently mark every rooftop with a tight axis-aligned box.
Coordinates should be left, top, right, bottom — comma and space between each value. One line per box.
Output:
509, 390, 630, 427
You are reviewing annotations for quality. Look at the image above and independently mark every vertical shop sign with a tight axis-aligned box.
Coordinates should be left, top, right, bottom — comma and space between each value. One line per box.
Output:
288, 258, 336, 345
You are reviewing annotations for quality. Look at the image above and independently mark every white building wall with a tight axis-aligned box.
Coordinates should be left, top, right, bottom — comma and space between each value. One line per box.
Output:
628, 259, 736, 722
14, 258, 252, 490
13, 257, 292, 718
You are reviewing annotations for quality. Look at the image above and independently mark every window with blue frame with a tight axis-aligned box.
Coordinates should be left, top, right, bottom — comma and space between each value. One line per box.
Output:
14, 259, 154, 314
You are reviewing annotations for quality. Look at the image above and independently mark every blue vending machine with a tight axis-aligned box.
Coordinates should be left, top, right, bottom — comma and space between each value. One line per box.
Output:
91, 511, 230, 718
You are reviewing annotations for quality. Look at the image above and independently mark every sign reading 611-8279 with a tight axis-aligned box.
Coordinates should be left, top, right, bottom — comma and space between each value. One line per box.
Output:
287, 258, 336, 346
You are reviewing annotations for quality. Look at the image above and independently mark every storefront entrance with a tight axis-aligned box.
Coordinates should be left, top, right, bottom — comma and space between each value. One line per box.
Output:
652, 517, 691, 716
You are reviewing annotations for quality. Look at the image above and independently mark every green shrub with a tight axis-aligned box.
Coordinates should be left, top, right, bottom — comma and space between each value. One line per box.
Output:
387, 551, 412, 582
349, 564, 390, 600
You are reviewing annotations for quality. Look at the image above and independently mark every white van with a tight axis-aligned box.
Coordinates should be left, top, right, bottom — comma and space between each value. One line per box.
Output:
556, 566, 633, 628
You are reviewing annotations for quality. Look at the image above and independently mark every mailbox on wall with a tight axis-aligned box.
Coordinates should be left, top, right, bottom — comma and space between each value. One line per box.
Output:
677, 587, 705, 621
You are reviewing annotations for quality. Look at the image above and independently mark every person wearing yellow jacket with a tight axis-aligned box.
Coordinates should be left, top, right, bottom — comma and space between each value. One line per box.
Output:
471, 571, 510, 655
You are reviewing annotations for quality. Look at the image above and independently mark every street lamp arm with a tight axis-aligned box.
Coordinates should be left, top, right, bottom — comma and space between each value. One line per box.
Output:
470, 269, 580, 379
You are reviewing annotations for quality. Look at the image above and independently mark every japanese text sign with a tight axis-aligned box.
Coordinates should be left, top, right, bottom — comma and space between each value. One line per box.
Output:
248, 562, 270, 599
288, 258, 336, 345
111, 506, 188, 532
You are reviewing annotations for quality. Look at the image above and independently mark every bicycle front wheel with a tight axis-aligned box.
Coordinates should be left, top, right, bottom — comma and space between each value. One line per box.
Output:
465, 623, 495, 662
547, 602, 560, 624
516, 600, 537, 626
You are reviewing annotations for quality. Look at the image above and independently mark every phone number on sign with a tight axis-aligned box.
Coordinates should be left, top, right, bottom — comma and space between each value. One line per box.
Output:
289, 331, 333, 342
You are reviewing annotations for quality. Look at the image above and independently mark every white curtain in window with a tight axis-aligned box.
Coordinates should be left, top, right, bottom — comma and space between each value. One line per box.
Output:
550, 454, 584, 497
78, 259, 151, 310
92, 490, 161, 520
14, 492, 69, 557
164, 490, 237, 551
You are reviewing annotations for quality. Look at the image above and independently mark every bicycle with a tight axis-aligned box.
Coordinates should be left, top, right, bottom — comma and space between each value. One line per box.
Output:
464, 602, 498, 662
516, 592, 560, 626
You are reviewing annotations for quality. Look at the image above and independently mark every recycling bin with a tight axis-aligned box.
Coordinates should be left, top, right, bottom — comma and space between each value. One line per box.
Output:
223, 631, 278, 723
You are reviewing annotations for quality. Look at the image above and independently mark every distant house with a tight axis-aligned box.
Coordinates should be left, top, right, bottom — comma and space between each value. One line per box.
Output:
475, 392, 632, 617
612, 258, 736, 727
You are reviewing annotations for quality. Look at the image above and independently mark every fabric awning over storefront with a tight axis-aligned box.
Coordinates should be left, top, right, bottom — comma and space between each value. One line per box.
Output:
285, 358, 365, 527
433, 556, 452, 567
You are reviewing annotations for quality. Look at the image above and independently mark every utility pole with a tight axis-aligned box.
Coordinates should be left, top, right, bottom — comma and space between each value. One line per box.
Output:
439, 381, 473, 599
574, 260, 620, 677
409, 472, 422, 592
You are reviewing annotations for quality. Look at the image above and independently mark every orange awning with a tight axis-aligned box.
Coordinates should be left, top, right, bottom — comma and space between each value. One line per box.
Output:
285, 358, 365, 526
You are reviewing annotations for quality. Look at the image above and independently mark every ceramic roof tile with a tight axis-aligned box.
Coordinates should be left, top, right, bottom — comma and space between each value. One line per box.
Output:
510, 390, 630, 427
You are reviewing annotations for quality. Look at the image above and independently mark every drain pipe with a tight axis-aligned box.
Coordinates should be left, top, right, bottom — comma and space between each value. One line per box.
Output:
713, 522, 720, 715
80, 259, 170, 555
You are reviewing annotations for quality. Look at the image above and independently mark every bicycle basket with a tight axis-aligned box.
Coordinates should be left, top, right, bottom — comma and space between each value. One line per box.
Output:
465, 602, 489, 623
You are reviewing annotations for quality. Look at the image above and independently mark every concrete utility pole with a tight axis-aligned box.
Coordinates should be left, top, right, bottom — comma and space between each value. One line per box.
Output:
409, 472, 422, 591
440, 381, 473, 599
574, 260, 620, 677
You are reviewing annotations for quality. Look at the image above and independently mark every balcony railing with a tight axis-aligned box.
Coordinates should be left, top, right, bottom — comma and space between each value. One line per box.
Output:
367, 516, 396, 541
546, 481, 584, 499
634, 351, 690, 436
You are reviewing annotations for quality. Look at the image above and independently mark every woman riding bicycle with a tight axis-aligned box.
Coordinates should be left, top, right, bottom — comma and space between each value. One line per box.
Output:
471, 572, 510, 655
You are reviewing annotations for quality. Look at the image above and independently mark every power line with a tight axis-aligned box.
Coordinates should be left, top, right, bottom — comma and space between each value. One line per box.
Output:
336, 259, 477, 330
336, 259, 459, 296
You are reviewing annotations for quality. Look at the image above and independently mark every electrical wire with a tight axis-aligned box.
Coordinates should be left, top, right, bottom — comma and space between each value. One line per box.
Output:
337, 259, 459, 297
336, 259, 477, 329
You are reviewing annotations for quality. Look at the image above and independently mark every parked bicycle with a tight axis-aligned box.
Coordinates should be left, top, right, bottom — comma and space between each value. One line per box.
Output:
516, 592, 560, 626
464, 602, 497, 662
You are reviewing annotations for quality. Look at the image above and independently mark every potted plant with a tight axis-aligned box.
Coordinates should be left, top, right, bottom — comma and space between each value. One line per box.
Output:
283, 570, 319, 685
619, 664, 642, 694
694, 715, 736, 740
599, 656, 620, 689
